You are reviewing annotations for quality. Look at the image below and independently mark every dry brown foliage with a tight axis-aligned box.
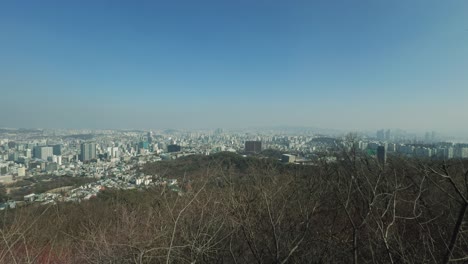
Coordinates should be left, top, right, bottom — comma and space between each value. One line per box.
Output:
1, 152, 468, 263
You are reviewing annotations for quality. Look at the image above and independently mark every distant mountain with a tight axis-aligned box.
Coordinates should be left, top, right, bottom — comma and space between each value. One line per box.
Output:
0, 128, 42, 134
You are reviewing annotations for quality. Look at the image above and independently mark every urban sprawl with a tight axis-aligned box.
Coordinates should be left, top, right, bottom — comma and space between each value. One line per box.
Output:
0, 128, 466, 209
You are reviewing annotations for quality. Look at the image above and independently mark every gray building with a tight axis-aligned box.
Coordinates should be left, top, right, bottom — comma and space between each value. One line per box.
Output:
80, 143, 97, 162
33, 146, 53, 161
245, 141, 262, 153
377, 146, 386, 166
282, 154, 296, 163
167, 144, 181, 153
454, 146, 468, 159
437, 147, 454, 160
0, 164, 7, 175
415, 147, 432, 158
53, 144, 62, 155
376, 130, 385, 141
385, 129, 392, 141
147, 131, 153, 143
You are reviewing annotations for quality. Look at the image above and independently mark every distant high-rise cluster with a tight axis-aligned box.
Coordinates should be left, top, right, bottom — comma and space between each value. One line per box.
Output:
377, 129, 392, 141
33, 146, 53, 161
1, 128, 467, 182
424, 131, 437, 143
214, 128, 223, 135
376, 129, 385, 141
385, 129, 391, 141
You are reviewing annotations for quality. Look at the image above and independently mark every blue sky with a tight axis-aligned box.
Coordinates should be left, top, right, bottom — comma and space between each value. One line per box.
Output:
1, 0, 467, 132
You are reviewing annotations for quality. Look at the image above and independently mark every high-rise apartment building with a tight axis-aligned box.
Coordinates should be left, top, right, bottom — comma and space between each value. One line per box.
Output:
437, 147, 454, 160
80, 143, 97, 162
377, 146, 387, 166
147, 131, 153, 143
111, 147, 119, 158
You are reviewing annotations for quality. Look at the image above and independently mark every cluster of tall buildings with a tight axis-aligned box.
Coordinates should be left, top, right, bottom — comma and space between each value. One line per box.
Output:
32, 144, 62, 161
31, 143, 98, 163
2, 127, 468, 181
33, 146, 53, 161
376, 129, 438, 143
359, 130, 468, 160
376, 129, 392, 141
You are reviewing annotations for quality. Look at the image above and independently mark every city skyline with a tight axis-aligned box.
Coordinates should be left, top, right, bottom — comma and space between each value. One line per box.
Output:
1, 1, 468, 133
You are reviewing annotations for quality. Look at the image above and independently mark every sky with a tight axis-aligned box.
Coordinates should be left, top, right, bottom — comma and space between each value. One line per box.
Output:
0, 0, 467, 133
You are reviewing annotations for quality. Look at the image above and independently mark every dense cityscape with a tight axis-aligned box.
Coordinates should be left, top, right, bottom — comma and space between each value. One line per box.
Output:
1, 127, 468, 209
1, 1, 468, 262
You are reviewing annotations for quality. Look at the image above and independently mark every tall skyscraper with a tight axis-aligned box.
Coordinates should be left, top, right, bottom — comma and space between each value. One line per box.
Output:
147, 131, 153, 143
25, 149, 32, 158
111, 147, 119, 158
376, 130, 385, 141
377, 146, 387, 166
80, 143, 97, 162
139, 141, 149, 150
385, 129, 391, 141
53, 144, 62, 155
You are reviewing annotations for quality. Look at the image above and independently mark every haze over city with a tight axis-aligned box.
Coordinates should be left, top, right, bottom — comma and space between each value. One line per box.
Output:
1, 1, 468, 134
5, 2, 468, 262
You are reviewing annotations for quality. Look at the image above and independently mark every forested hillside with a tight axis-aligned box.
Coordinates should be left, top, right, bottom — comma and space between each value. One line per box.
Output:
1, 152, 468, 263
